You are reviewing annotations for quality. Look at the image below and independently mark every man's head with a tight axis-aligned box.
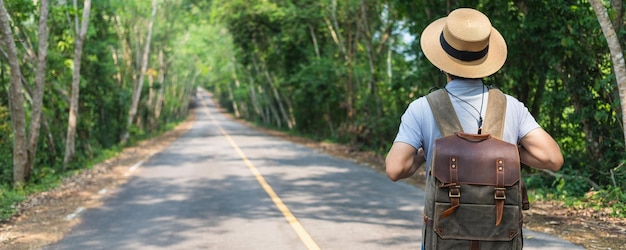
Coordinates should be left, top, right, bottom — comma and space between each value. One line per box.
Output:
420, 8, 507, 78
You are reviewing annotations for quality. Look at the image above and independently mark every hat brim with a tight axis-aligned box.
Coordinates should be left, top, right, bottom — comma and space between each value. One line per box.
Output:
420, 17, 507, 78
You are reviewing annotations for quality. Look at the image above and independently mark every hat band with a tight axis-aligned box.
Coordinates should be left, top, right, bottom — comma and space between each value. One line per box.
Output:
440, 33, 489, 62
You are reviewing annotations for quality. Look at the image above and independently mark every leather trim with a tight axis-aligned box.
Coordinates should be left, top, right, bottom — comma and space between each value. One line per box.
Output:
433, 135, 520, 187
470, 240, 481, 250
495, 159, 505, 226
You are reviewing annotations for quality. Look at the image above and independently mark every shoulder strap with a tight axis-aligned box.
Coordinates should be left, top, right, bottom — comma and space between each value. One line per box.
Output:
482, 88, 507, 139
426, 89, 462, 137
426, 87, 507, 139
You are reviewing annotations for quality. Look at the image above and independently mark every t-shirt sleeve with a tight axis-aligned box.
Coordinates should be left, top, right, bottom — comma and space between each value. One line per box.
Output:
508, 96, 541, 143
393, 99, 425, 150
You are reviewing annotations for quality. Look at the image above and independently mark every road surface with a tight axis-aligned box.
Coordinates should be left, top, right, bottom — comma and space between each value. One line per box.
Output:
45, 89, 584, 250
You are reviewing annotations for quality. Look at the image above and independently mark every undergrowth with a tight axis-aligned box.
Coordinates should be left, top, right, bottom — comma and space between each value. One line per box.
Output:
0, 120, 185, 222
525, 175, 626, 218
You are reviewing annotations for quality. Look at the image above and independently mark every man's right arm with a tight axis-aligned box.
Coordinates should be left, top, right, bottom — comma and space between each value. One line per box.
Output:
519, 128, 563, 171
385, 143, 424, 181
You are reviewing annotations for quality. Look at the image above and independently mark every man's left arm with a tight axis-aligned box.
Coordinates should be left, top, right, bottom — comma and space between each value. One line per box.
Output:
519, 128, 564, 171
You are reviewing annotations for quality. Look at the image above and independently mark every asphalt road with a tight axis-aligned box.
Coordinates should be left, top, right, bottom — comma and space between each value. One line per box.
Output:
45, 89, 584, 250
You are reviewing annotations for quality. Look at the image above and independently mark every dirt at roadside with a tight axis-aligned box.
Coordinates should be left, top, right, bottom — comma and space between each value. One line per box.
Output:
1, 105, 625, 250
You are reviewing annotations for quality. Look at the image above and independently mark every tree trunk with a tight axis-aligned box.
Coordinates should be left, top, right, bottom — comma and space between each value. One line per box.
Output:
181, 71, 198, 116
112, 15, 132, 88
308, 24, 320, 58
154, 49, 166, 121
10, 67, 58, 160
359, 0, 383, 117
611, 0, 623, 33
325, 0, 355, 123
25, 0, 50, 180
147, 73, 155, 127
0, 59, 58, 161
0, 0, 28, 186
329, 0, 347, 58
121, 0, 158, 144
260, 59, 293, 129
110, 45, 123, 86
589, 0, 626, 149
387, 37, 392, 82
42, 116, 57, 158
250, 54, 281, 127
64, 0, 92, 167
230, 65, 245, 118
227, 83, 240, 117
248, 74, 265, 122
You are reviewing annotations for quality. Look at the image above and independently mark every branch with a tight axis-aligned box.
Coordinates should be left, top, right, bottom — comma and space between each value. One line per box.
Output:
0, 47, 69, 103
610, 161, 624, 187
73, 0, 80, 33
15, 23, 36, 62
538, 169, 601, 190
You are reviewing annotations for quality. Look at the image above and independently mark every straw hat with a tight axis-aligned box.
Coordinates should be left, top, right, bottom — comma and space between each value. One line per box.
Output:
420, 8, 507, 78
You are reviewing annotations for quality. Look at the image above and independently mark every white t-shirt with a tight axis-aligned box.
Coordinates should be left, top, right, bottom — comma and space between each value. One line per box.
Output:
393, 79, 540, 172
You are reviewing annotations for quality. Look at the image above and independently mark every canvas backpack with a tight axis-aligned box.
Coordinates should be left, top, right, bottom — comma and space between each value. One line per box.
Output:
422, 88, 527, 250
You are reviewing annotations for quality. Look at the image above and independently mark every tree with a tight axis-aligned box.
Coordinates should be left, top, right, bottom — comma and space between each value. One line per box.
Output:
63, 0, 92, 166
203, 0, 626, 196
0, 0, 28, 185
120, 0, 158, 145
25, 0, 50, 179
0, 0, 207, 188
589, 0, 626, 149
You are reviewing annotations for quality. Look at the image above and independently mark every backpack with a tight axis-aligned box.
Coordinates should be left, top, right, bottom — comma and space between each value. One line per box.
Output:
421, 88, 527, 250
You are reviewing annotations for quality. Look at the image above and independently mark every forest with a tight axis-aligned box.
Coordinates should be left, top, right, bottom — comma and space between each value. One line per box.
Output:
1, 0, 625, 220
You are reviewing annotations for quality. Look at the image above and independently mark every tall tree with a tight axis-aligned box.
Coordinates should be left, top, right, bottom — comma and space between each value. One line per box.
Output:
63, 0, 92, 166
589, 0, 626, 149
120, 0, 158, 144
0, 0, 28, 185
25, 0, 50, 179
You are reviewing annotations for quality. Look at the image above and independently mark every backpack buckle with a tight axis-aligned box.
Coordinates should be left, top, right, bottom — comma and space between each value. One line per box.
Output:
494, 187, 506, 200
449, 186, 461, 198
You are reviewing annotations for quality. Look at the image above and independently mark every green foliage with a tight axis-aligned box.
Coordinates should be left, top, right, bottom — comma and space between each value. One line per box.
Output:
2, 0, 626, 220
205, 0, 626, 217
0, 106, 12, 184
587, 187, 626, 217
0, 185, 25, 220
0, 0, 202, 218
528, 181, 626, 218
0, 169, 64, 221
525, 158, 626, 218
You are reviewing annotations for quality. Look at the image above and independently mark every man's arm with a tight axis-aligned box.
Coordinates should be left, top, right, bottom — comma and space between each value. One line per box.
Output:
385, 142, 425, 181
519, 128, 564, 171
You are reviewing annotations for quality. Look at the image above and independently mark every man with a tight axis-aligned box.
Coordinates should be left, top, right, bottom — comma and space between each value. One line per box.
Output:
385, 8, 563, 249
385, 8, 563, 182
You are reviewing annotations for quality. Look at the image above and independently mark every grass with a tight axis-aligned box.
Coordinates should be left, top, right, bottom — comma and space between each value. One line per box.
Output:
0, 119, 187, 222
526, 175, 626, 218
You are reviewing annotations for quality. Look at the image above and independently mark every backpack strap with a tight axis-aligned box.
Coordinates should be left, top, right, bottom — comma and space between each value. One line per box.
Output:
426, 87, 507, 138
426, 89, 465, 222
482, 88, 507, 139
426, 89, 463, 137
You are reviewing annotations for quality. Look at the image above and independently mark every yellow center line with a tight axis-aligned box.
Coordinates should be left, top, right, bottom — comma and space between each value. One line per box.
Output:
199, 94, 321, 250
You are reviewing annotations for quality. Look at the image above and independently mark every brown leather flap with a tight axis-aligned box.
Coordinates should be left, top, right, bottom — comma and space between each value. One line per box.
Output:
433, 133, 521, 186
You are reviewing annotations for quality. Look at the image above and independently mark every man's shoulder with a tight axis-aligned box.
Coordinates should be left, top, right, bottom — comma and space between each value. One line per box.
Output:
407, 94, 434, 110
488, 88, 526, 107
501, 93, 527, 109
400, 95, 435, 124
409, 94, 428, 106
